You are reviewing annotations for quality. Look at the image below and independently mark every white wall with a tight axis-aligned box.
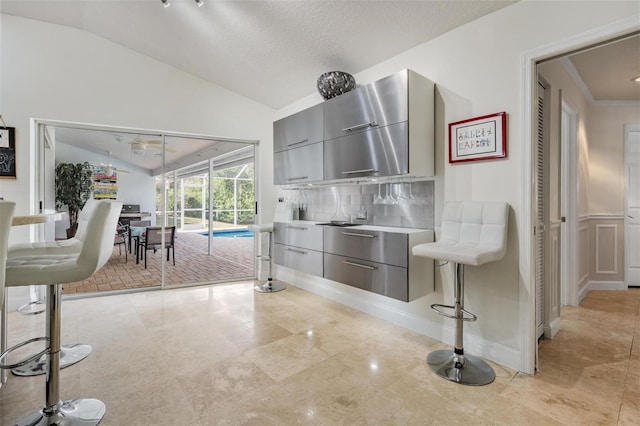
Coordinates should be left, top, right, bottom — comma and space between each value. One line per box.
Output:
588, 104, 640, 214
0, 15, 275, 307
275, 0, 639, 371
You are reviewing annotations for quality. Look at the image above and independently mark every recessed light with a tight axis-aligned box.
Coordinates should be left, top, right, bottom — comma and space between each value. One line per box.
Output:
634, 75, 640, 83
161, 0, 170, 7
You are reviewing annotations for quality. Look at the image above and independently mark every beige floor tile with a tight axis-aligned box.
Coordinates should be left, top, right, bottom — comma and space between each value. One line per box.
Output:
1, 284, 638, 426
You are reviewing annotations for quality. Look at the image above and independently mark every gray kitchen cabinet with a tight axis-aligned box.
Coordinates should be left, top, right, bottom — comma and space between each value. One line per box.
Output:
273, 103, 323, 153
273, 142, 323, 185
322, 69, 434, 180
272, 69, 435, 185
273, 222, 434, 302
273, 222, 324, 276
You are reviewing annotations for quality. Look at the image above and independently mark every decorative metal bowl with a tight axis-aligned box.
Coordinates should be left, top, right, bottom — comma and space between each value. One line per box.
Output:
317, 71, 356, 100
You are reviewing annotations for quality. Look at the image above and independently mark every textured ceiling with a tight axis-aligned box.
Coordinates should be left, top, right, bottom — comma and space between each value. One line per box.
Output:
1, 0, 517, 109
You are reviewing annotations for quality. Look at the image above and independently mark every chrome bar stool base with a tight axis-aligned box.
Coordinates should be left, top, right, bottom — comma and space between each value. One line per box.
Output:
250, 223, 286, 294
254, 278, 286, 293
15, 398, 105, 426
427, 349, 496, 386
12, 343, 92, 376
17, 300, 46, 315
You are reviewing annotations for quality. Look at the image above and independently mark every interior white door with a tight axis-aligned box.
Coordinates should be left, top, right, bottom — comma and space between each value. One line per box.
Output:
625, 126, 640, 287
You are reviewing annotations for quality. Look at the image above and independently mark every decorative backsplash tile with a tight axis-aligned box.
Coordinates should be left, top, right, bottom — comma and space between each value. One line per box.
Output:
281, 181, 434, 229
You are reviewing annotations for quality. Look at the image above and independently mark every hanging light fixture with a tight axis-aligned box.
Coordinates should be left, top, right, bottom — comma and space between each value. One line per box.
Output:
161, 0, 170, 8
130, 141, 146, 155
195, 0, 205, 6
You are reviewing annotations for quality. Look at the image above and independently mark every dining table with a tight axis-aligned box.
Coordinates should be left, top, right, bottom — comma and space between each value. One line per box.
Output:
11, 210, 68, 226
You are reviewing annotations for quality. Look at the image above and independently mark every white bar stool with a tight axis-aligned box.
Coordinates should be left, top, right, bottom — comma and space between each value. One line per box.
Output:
5, 199, 99, 376
412, 201, 508, 386
0, 200, 121, 426
248, 223, 286, 293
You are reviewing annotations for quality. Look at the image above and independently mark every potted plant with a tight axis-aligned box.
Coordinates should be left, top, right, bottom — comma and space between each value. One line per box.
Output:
55, 162, 93, 238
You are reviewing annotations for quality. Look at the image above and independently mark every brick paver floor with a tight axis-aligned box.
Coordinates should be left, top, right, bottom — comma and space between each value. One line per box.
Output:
63, 232, 255, 295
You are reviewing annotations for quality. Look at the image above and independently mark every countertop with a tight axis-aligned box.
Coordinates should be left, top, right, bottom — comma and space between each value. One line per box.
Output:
274, 220, 432, 234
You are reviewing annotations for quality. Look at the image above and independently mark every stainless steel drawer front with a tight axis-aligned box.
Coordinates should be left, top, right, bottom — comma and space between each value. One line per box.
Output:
274, 243, 323, 277
273, 103, 323, 153
274, 222, 323, 251
323, 226, 408, 267
324, 253, 408, 302
323, 122, 409, 180
274, 142, 323, 184
323, 71, 408, 141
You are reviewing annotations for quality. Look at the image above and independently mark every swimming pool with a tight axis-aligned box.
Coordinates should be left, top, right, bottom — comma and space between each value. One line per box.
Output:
201, 229, 254, 238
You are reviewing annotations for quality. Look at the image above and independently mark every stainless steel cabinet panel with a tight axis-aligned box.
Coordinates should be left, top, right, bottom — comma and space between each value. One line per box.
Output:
323, 226, 408, 267
274, 142, 323, 184
274, 222, 324, 252
274, 243, 323, 277
324, 253, 409, 302
323, 71, 408, 142
323, 122, 408, 180
273, 104, 323, 153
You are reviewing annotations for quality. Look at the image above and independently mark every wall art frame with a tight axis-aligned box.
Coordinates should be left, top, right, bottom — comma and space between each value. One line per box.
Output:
449, 112, 507, 164
0, 126, 16, 179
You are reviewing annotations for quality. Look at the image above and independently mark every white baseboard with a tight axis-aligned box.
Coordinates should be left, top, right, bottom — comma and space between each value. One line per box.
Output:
579, 280, 626, 303
276, 266, 521, 371
544, 317, 562, 340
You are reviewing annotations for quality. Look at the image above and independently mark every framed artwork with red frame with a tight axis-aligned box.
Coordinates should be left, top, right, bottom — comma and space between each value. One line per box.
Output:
449, 112, 507, 164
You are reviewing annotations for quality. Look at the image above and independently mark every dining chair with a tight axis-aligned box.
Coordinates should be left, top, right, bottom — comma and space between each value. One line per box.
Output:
128, 220, 151, 253
137, 226, 176, 269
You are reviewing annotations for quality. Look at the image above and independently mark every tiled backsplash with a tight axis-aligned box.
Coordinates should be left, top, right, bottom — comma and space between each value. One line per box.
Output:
281, 181, 434, 229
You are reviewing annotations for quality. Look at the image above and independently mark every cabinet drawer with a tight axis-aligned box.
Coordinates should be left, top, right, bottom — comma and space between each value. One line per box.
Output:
323, 122, 408, 180
274, 222, 323, 251
274, 243, 323, 277
324, 253, 409, 302
274, 142, 323, 184
273, 103, 323, 153
323, 71, 408, 142
323, 226, 408, 267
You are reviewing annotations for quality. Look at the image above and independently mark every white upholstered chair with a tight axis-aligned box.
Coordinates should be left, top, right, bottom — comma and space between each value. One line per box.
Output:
412, 201, 509, 386
5, 199, 103, 376
0, 200, 16, 386
0, 200, 122, 426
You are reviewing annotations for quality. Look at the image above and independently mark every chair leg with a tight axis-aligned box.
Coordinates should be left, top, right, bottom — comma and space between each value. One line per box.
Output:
13, 284, 105, 425
254, 230, 285, 293
426, 263, 496, 386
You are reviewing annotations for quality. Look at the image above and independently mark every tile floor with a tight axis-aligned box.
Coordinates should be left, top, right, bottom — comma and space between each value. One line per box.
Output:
0, 283, 638, 425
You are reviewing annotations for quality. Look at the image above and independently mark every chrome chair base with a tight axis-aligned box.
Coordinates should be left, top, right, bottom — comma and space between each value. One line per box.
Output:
12, 343, 92, 376
15, 398, 105, 426
427, 349, 496, 386
17, 300, 46, 315
254, 279, 286, 293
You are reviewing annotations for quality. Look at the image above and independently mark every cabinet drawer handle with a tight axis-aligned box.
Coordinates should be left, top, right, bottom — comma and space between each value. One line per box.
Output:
287, 248, 307, 255
342, 232, 375, 238
286, 138, 308, 147
342, 168, 378, 175
342, 260, 376, 270
342, 121, 378, 132
285, 226, 308, 230
287, 176, 309, 181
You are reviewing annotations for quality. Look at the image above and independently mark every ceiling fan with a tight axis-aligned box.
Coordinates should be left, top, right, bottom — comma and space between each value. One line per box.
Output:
94, 151, 130, 176
116, 134, 176, 155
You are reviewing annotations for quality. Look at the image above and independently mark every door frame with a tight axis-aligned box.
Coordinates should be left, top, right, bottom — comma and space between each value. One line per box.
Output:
561, 100, 579, 306
624, 123, 640, 288
519, 16, 639, 374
